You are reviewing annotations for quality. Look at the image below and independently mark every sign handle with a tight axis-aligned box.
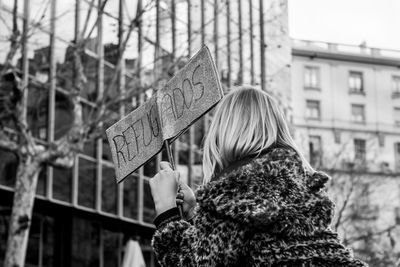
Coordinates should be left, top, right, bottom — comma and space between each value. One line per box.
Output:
164, 140, 184, 219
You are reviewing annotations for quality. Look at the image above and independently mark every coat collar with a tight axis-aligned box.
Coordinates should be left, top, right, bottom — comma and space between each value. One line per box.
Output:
211, 143, 282, 181
196, 146, 334, 237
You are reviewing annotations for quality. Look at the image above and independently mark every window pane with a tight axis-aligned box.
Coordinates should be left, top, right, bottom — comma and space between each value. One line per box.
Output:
104, 62, 119, 112
26, 215, 41, 266
193, 118, 205, 164
55, 0, 75, 95
123, 175, 139, 219
143, 180, 156, 223
83, 139, 97, 159
41, 215, 55, 266
304, 66, 319, 88
0, 149, 18, 187
0, 206, 10, 262
143, 156, 157, 178
177, 133, 190, 184
394, 108, 400, 125
26, 215, 55, 267
354, 139, 366, 162
81, 54, 98, 101
309, 136, 322, 168
71, 218, 100, 267
54, 91, 74, 140
0, 72, 19, 129
395, 143, 400, 172
392, 76, 400, 93
82, 103, 97, 125
53, 166, 72, 203
178, 133, 189, 165
78, 157, 97, 208
36, 167, 46, 196
27, 83, 48, 140
102, 137, 112, 162
102, 229, 121, 267
102, 165, 117, 214
102, 117, 118, 161
27, 0, 51, 139
349, 71, 363, 92
351, 104, 365, 122
306, 100, 320, 119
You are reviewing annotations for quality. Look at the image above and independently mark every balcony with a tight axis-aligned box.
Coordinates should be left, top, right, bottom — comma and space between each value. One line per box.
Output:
349, 89, 366, 96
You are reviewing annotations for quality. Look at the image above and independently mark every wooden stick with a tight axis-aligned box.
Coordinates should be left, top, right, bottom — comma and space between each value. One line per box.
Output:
164, 140, 184, 219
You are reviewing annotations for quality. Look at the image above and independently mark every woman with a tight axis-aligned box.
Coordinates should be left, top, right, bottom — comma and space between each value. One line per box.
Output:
150, 86, 367, 266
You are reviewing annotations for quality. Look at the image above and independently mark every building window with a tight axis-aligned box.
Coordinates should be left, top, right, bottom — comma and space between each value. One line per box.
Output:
351, 104, 365, 123
349, 71, 364, 94
392, 76, 400, 98
395, 207, 400, 224
333, 129, 341, 144
394, 108, 400, 126
304, 66, 320, 89
395, 143, 400, 172
354, 139, 366, 164
306, 100, 320, 120
309, 135, 322, 168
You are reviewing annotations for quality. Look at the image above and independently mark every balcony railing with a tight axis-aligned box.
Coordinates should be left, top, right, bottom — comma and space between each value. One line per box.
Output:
292, 39, 400, 60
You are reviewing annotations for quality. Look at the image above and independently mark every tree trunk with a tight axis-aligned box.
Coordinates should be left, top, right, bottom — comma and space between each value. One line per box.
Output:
4, 155, 41, 267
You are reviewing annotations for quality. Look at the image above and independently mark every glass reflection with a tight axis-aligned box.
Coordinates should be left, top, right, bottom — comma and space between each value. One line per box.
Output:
123, 174, 138, 220
0, 149, 18, 187
78, 157, 96, 208
143, 179, 155, 223
101, 165, 117, 214
53, 166, 72, 203
71, 218, 100, 267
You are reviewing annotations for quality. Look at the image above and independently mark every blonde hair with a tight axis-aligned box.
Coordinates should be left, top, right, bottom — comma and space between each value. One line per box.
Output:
202, 86, 314, 184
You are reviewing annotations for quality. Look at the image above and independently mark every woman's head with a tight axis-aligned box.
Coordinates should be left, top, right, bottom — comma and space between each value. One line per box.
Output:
202, 86, 313, 183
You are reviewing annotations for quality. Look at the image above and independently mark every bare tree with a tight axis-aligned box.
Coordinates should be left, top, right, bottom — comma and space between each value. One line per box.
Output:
0, 0, 188, 266
322, 137, 400, 266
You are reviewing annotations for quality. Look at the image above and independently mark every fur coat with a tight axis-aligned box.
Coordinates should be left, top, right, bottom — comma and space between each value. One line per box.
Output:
152, 146, 368, 266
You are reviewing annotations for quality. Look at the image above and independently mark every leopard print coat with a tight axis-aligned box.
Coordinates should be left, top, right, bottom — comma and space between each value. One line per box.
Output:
152, 146, 368, 266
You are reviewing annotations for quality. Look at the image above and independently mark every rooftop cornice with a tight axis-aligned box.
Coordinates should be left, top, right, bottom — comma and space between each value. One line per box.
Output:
291, 39, 400, 67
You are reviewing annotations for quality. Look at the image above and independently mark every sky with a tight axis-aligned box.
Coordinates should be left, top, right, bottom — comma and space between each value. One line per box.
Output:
288, 0, 400, 51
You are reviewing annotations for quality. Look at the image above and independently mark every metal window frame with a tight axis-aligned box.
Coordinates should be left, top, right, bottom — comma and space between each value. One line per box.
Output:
304, 65, 320, 89
348, 70, 364, 92
351, 103, 366, 123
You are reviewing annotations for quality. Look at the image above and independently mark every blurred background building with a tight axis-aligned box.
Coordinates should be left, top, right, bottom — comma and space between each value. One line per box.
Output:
0, 0, 399, 266
292, 39, 400, 265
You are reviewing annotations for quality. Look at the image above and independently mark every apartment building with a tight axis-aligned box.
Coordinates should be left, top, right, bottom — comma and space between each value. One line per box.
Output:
291, 39, 400, 264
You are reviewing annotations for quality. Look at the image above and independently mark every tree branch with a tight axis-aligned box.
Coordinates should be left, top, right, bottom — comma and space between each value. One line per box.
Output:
0, 134, 18, 153
346, 225, 398, 244
334, 176, 356, 231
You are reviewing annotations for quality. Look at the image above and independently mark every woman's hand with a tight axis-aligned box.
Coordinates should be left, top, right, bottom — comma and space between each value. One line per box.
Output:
176, 180, 197, 220
149, 162, 179, 215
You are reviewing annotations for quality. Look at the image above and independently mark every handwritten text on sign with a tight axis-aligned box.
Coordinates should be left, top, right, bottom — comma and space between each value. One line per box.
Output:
106, 46, 223, 182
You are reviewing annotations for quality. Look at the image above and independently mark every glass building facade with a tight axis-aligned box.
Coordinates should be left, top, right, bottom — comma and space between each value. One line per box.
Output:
0, 0, 288, 266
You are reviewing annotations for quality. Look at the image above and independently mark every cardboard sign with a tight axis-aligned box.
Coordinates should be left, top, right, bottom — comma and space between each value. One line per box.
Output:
106, 46, 223, 182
